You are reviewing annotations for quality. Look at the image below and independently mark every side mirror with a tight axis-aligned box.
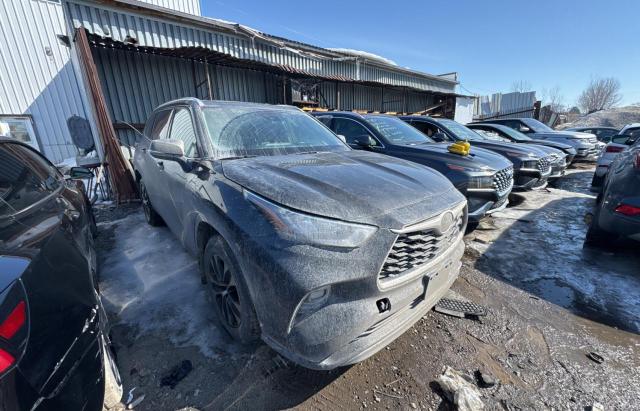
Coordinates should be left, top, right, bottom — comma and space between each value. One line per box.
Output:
150, 139, 185, 159
353, 135, 377, 147
432, 132, 447, 142
69, 166, 94, 179
611, 135, 632, 145
149, 139, 194, 172
336, 134, 347, 144
519, 126, 531, 133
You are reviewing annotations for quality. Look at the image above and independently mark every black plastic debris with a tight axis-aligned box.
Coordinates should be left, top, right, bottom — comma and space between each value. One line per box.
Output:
586, 352, 605, 364
434, 291, 487, 318
160, 360, 193, 389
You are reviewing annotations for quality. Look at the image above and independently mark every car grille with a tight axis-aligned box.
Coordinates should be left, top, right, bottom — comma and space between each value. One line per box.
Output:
537, 157, 551, 175
378, 211, 465, 284
493, 166, 514, 196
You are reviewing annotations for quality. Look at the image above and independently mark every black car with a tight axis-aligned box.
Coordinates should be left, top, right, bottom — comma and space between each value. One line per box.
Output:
467, 123, 577, 164
586, 136, 640, 245
0, 138, 122, 410
565, 126, 620, 143
401, 116, 555, 191
134, 99, 468, 370
312, 112, 513, 221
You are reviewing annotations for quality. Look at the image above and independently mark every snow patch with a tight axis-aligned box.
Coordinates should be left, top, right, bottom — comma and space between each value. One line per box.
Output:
328, 48, 397, 66
99, 212, 234, 358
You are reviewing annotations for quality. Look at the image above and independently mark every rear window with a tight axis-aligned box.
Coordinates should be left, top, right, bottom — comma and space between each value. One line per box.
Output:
0, 143, 62, 217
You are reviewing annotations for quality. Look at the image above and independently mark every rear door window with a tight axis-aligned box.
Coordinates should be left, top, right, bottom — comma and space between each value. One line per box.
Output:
169, 108, 198, 158
150, 110, 172, 140
0, 143, 62, 217
332, 118, 375, 145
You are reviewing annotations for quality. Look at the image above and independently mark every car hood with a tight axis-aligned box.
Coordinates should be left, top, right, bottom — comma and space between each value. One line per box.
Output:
402, 143, 512, 170
466, 140, 548, 159
534, 131, 595, 140
222, 150, 465, 229
528, 139, 574, 151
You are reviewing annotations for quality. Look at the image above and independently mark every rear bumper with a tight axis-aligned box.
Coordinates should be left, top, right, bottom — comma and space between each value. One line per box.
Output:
598, 204, 640, 239
264, 240, 465, 370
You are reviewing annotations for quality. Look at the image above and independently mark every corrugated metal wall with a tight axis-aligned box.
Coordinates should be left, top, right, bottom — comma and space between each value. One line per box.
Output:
0, 0, 90, 163
64, 0, 456, 94
135, 0, 201, 16
474, 91, 537, 119
92, 46, 284, 144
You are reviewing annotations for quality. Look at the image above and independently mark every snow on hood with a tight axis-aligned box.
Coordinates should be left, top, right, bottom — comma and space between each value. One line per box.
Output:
328, 48, 397, 66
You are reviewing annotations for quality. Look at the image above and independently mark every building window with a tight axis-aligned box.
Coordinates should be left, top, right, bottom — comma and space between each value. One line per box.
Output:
0, 116, 41, 152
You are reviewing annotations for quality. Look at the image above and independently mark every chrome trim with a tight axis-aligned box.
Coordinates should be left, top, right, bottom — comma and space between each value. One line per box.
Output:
391, 201, 467, 234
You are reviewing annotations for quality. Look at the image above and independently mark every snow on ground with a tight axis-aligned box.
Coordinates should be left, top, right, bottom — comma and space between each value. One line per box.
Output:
557, 106, 640, 130
467, 169, 640, 333
98, 212, 235, 358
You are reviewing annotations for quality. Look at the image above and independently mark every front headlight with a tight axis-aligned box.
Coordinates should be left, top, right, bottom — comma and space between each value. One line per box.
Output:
244, 190, 377, 248
467, 175, 494, 189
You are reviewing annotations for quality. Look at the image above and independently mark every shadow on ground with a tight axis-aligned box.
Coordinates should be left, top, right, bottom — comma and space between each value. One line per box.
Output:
472, 170, 640, 334
96, 209, 345, 410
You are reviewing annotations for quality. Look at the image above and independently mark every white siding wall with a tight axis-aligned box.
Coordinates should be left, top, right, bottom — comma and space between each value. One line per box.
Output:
0, 0, 90, 163
135, 0, 200, 15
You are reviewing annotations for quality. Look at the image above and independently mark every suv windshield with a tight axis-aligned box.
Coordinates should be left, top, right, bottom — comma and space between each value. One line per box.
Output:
365, 116, 433, 145
438, 119, 485, 141
202, 107, 349, 159
490, 124, 532, 142
522, 118, 555, 133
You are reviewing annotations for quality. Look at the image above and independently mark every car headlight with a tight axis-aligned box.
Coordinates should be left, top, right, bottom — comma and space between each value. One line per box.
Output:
244, 190, 377, 248
467, 175, 494, 189
446, 163, 490, 173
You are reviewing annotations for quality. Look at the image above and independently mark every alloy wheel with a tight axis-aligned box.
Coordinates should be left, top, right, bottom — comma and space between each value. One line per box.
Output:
207, 254, 242, 328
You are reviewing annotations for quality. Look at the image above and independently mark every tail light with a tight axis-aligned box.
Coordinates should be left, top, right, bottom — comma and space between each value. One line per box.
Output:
0, 282, 29, 375
615, 204, 640, 217
634, 152, 640, 169
605, 145, 625, 153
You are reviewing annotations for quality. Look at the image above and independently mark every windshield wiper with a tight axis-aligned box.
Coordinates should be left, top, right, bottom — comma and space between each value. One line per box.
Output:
218, 155, 258, 160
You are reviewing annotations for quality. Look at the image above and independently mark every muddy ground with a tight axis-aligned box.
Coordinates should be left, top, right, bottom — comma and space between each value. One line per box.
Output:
96, 165, 640, 411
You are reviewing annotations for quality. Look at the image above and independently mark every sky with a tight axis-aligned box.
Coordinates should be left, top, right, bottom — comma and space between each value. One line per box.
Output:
201, 0, 640, 107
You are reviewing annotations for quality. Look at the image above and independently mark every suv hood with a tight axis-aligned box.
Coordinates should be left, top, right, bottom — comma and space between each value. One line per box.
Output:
534, 131, 596, 140
528, 139, 574, 151
467, 140, 549, 159
222, 150, 465, 229
401, 143, 512, 170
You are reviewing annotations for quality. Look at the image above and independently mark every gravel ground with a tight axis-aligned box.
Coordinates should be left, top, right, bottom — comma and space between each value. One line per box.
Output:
95, 165, 640, 411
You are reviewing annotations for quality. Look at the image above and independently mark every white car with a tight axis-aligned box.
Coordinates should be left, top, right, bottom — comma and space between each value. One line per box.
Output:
592, 123, 640, 191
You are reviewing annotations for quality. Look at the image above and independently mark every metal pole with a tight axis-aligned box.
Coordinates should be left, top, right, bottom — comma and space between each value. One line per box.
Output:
205, 57, 213, 99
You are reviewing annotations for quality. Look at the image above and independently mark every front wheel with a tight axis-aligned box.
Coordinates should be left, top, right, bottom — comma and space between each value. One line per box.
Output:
203, 236, 260, 343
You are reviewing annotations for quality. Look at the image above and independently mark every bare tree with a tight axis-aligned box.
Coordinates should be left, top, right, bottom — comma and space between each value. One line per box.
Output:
540, 86, 566, 112
577, 77, 622, 114
511, 80, 532, 93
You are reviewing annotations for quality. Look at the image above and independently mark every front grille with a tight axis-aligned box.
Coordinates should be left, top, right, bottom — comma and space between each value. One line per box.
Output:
536, 157, 551, 175
493, 166, 514, 195
378, 212, 464, 283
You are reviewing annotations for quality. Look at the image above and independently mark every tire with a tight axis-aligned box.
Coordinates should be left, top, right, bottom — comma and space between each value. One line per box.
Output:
139, 180, 164, 226
584, 207, 616, 247
202, 235, 260, 343
101, 334, 123, 410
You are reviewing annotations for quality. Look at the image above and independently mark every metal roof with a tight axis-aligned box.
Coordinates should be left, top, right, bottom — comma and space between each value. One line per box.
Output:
64, 0, 458, 93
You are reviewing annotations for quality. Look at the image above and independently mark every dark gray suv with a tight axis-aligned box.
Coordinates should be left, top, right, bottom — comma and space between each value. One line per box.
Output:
133, 99, 467, 369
